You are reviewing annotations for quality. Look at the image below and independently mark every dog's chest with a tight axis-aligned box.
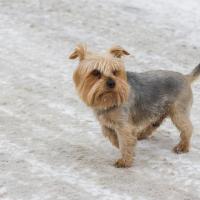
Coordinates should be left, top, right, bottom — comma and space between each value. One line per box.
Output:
95, 109, 125, 129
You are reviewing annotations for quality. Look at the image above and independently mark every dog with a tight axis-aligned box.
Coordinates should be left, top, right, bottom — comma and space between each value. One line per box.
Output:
69, 44, 200, 168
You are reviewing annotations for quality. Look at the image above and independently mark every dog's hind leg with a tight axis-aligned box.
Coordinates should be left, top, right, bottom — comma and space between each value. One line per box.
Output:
170, 106, 193, 154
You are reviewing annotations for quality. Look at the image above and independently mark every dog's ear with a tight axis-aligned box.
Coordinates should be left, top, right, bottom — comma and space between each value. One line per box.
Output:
109, 46, 130, 58
69, 44, 87, 60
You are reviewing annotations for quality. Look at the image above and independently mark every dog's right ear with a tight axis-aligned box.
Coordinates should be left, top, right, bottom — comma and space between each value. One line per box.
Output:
69, 44, 87, 61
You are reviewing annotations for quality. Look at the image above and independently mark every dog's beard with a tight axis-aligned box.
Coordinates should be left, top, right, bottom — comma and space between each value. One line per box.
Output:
86, 78, 129, 109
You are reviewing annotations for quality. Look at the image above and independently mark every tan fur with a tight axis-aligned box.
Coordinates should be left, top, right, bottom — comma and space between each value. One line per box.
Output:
71, 45, 129, 109
69, 44, 87, 60
109, 45, 130, 58
101, 126, 119, 148
169, 85, 193, 153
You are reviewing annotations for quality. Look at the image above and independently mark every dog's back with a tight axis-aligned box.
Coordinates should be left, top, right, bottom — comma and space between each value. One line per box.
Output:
127, 70, 191, 122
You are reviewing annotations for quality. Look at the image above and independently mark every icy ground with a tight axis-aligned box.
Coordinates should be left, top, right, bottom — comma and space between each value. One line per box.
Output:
0, 0, 200, 199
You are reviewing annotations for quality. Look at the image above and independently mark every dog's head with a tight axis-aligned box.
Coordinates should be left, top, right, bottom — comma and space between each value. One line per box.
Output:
69, 44, 130, 110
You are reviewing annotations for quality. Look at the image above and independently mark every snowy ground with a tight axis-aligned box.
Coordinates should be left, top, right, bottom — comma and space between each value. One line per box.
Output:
0, 0, 200, 199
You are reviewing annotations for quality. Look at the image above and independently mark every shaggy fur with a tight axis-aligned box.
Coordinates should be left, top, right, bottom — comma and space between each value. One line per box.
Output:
69, 44, 200, 168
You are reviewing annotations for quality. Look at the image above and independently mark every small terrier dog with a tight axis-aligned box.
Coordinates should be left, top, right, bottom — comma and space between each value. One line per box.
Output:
69, 44, 200, 168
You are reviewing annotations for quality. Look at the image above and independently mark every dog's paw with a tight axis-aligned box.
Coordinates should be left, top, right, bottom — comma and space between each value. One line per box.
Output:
173, 143, 189, 154
114, 158, 132, 168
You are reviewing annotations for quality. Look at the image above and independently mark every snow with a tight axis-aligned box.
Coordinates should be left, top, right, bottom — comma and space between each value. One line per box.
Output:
0, 0, 200, 199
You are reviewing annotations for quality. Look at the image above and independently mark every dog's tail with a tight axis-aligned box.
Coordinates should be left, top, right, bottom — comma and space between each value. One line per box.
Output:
186, 63, 200, 83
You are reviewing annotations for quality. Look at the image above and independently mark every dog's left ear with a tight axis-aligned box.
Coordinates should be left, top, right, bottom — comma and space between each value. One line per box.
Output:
109, 46, 130, 58
69, 44, 87, 61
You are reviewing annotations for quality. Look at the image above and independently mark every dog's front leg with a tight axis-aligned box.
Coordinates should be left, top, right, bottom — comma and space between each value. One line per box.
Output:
101, 126, 119, 148
114, 124, 137, 168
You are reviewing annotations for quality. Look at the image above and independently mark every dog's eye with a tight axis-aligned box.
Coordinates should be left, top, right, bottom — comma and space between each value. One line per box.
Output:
112, 70, 119, 76
91, 70, 101, 78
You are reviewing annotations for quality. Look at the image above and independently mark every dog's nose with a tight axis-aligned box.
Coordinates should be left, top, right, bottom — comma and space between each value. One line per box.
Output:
106, 78, 116, 89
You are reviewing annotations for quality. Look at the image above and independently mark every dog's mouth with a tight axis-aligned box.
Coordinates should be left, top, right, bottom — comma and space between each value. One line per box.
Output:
93, 90, 119, 108
99, 91, 114, 98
